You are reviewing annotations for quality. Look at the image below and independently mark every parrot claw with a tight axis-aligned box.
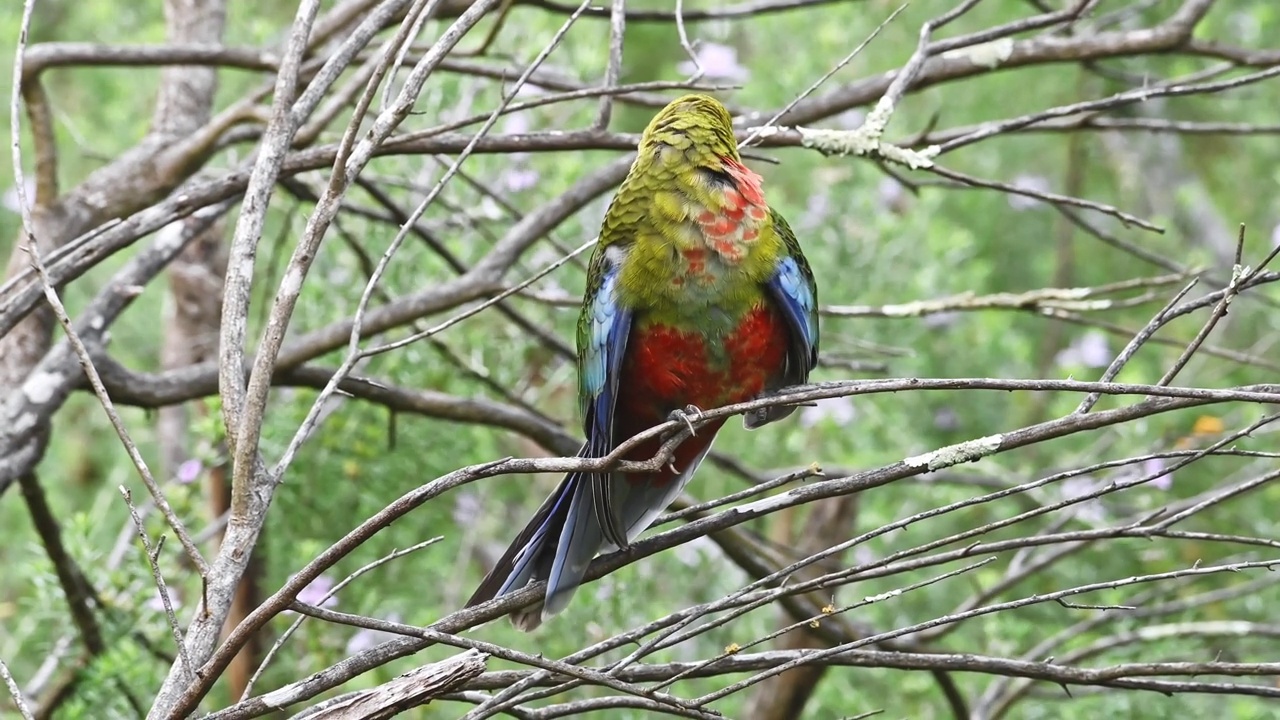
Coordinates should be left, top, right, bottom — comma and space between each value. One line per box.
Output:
667, 404, 705, 437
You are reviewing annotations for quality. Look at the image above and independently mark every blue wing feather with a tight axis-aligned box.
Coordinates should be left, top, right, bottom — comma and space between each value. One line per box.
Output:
580, 253, 632, 457
471, 250, 634, 627
769, 255, 819, 369
746, 212, 819, 429
537, 247, 633, 617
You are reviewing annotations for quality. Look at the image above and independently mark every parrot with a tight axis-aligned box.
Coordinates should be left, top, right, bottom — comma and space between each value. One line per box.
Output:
465, 94, 819, 631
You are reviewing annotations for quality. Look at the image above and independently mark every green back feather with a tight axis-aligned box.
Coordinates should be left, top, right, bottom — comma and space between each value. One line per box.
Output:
584, 94, 783, 336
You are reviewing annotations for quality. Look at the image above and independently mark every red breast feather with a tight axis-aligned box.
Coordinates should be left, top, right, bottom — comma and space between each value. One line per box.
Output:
613, 302, 790, 486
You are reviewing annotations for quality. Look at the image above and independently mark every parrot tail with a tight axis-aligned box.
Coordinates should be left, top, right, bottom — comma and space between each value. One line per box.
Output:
465, 424, 722, 631
463, 466, 595, 632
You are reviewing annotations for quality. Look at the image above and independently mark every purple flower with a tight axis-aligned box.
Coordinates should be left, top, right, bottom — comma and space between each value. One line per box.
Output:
677, 42, 750, 81
501, 166, 540, 193
294, 574, 338, 609
923, 311, 960, 330
799, 396, 856, 429
502, 112, 530, 135
1007, 174, 1050, 211
1228, 9, 1262, 44
1059, 475, 1107, 523
1055, 331, 1111, 369
2, 178, 36, 214
1143, 457, 1173, 490
514, 82, 547, 99
345, 613, 402, 655
593, 579, 615, 603
673, 535, 719, 568
144, 590, 181, 612
502, 114, 532, 167
799, 191, 831, 230
878, 177, 906, 210
176, 459, 203, 485
832, 108, 866, 130
325, 264, 353, 285
853, 545, 877, 566
452, 491, 482, 527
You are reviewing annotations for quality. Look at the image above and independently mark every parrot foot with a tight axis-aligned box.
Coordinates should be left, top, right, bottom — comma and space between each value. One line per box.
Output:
667, 404, 704, 437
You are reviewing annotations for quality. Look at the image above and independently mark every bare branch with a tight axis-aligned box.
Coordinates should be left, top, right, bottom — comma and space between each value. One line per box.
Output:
243, 538, 444, 700
19, 239, 207, 573
0, 661, 36, 720
7, 2, 1280, 717
294, 649, 488, 720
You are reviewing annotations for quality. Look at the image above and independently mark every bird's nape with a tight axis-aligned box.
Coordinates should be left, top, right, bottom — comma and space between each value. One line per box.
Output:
639, 93, 740, 161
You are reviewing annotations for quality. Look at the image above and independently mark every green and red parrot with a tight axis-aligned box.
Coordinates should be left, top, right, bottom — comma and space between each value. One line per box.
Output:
466, 94, 819, 630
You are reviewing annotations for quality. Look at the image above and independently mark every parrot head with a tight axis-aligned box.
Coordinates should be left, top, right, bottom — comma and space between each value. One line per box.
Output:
638, 94, 741, 168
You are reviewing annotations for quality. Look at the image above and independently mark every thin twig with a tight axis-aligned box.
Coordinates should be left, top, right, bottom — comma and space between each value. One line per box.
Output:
241, 537, 444, 700
593, 0, 626, 130
274, 0, 592, 478
673, 0, 702, 81
738, 3, 908, 149
119, 486, 195, 684
19, 245, 208, 574
1074, 279, 1199, 414
928, 164, 1163, 233
1158, 226, 1280, 386
691, 557, 1280, 704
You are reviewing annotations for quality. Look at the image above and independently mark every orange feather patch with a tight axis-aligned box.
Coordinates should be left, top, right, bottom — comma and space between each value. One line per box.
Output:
690, 155, 769, 265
